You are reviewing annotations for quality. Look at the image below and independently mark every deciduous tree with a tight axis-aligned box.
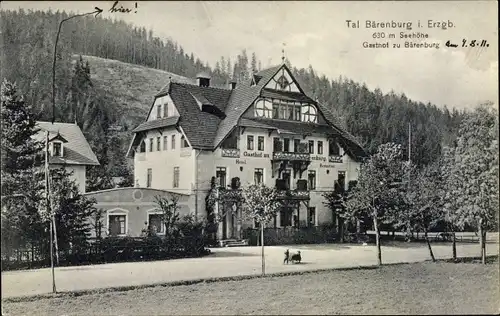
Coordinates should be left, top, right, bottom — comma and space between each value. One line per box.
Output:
344, 143, 407, 265
445, 104, 498, 263
241, 184, 281, 275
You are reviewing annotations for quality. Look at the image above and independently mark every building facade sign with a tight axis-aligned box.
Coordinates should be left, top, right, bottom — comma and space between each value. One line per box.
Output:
243, 151, 270, 158
311, 155, 326, 162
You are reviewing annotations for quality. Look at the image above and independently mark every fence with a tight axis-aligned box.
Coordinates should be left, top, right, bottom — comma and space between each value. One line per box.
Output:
1, 235, 210, 272
243, 225, 338, 246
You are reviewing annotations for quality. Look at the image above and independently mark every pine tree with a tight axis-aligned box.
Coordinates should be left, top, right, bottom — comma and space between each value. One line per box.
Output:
50, 167, 97, 255
1, 79, 44, 261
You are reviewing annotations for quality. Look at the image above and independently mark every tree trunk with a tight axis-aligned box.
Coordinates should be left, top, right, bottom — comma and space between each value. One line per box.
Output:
236, 207, 242, 240
423, 228, 436, 262
339, 217, 344, 243
261, 223, 265, 275
452, 231, 457, 261
479, 219, 486, 264
356, 220, 361, 241
373, 216, 382, 266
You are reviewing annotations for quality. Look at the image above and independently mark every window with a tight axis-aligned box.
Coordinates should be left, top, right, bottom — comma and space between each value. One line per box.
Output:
294, 106, 301, 121
302, 105, 318, 123
337, 171, 346, 191
254, 99, 272, 118
163, 136, 168, 151
164, 102, 169, 117
293, 139, 300, 153
308, 140, 314, 154
277, 75, 290, 90
221, 131, 238, 149
283, 138, 290, 152
156, 137, 161, 151
171, 135, 176, 149
108, 214, 126, 236
308, 170, 316, 190
329, 140, 340, 156
273, 137, 282, 151
52, 142, 62, 157
272, 103, 279, 119
254, 168, 264, 185
308, 207, 316, 227
181, 135, 189, 148
149, 138, 154, 152
147, 168, 152, 188
282, 169, 291, 189
157, 104, 162, 119
216, 167, 227, 188
247, 135, 254, 150
280, 208, 293, 227
257, 136, 265, 151
173, 167, 180, 188
318, 141, 323, 155
148, 213, 164, 234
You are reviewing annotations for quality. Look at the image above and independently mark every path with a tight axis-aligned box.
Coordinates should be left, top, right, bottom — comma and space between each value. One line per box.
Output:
2, 242, 498, 299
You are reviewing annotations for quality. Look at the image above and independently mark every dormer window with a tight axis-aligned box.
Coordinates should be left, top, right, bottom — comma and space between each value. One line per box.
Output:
52, 141, 63, 157
164, 102, 169, 117
157, 103, 162, 119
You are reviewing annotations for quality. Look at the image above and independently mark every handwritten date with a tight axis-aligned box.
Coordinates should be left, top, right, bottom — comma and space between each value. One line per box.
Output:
446, 39, 489, 48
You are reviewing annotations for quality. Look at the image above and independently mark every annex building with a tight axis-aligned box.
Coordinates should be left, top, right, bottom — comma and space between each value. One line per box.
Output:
126, 63, 367, 241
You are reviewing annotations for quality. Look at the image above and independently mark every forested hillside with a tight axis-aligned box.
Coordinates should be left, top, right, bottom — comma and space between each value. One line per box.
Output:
1, 9, 468, 190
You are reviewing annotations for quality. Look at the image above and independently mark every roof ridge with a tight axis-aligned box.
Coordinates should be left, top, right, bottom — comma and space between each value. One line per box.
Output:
37, 121, 78, 125
175, 82, 231, 92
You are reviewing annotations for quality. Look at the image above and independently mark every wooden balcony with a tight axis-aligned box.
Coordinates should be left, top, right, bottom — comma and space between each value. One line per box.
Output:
276, 189, 310, 200
272, 151, 310, 162
328, 155, 343, 163
221, 148, 240, 158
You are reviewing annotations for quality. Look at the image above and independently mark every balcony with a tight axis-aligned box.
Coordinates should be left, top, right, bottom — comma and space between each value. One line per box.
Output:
328, 155, 343, 163
221, 148, 240, 158
273, 151, 310, 162
276, 190, 310, 200
275, 179, 310, 200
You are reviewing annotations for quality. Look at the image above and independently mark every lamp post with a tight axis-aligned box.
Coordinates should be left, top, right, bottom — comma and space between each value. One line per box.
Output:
47, 6, 103, 294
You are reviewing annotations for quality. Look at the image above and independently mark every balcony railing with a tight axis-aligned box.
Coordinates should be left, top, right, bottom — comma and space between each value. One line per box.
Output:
276, 189, 310, 200
273, 151, 310, 161
221, 148, 240, 158
328, 155, 343, 163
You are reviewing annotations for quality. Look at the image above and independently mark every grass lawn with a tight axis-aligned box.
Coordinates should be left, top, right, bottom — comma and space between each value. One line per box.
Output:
2, 262, 498, 315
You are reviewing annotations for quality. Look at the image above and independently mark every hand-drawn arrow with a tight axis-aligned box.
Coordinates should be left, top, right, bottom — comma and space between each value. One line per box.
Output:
51, 7, 103, 124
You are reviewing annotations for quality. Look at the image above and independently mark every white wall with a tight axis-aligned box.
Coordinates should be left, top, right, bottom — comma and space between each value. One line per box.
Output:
195, 127, 360, 225
147, 95, 180, 121
51, 164, 87, 193
134, 126, 195, 195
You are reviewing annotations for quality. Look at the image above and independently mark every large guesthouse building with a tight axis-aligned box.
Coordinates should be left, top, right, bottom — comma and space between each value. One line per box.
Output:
126, 63, 366, 241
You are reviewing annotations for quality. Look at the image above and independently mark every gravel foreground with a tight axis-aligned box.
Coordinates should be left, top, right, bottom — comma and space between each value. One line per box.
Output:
2, 261, 499, 315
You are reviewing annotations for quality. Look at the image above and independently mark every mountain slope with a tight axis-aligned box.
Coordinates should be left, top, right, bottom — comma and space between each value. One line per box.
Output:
81, 55, 194, 128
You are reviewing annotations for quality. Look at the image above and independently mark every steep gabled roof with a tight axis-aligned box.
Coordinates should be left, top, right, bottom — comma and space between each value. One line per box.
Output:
35, 121, 100, 166
212, 65, 283, 148
170, 83, 232, 149
130, 63, 367, 160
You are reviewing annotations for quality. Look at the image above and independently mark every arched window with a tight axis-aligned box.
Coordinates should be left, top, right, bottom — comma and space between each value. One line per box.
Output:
254, 98, 272, 118
301, 105, 318, 123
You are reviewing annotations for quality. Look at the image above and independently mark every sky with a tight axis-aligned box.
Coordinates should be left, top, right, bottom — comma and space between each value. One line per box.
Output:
2, 1, 498, 110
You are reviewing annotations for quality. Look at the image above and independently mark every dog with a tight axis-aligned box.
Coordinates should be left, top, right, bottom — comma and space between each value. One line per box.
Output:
283, 249, 290, 264
290, 251, 302, 264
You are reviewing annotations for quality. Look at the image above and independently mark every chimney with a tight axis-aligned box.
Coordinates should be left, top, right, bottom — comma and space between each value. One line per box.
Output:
196, 72, 211, 87
229, 80, 237, 90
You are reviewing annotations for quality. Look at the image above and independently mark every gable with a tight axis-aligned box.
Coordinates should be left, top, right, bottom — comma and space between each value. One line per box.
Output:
35, 121, 100, 166
147, 94, 180, 121
264, 66, 302, 93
